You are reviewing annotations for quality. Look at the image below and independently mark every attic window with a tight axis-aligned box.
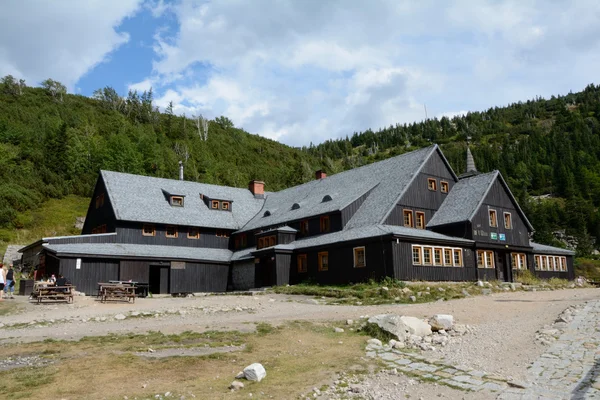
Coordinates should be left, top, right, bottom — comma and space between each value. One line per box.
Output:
263, 210, 271, 217
212, 200, 220, 209
291, 203, 300, 210
441, 181, 449, 193
322, 195, 332, 202
427, 178, 437, 191
171, 196, 184, 207
222, 201, 230, 211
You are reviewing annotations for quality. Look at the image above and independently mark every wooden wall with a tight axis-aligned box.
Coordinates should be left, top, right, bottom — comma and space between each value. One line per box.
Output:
115, 222, 230, 248
275, 254, 291, 286
471, 179, 530, 247
231, 260, 256, 291
59, 257, 119, 295
82, 177, 117, 234
391, 242, 476, 281
170, 262, 229, 293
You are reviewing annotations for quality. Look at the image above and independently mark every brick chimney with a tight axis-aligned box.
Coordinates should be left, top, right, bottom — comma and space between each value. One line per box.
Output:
248, 180, 265, 198
315, 170, 327, 180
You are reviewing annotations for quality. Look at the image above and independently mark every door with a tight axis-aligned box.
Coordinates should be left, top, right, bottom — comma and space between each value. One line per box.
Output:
255, 256, 275, 287
496, 252, 510, 282
149, 265, 170, 294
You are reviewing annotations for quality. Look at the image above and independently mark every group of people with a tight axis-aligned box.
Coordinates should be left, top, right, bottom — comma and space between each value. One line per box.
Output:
0, 264, 15, 300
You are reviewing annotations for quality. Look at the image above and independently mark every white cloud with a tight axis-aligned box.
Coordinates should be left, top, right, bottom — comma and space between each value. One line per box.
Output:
0, 0, 142, 89
137, 0, 600, 146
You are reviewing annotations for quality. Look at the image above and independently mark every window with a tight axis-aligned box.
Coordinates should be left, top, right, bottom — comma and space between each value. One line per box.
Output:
412, 246, 422, 265
423, 247, 432, 265
511, 253, 526, 270
297, 254, 307, 273
453, 249, 462, 266
300, 220, 309, 235
560, 257, 567, 271
269, 236, 276, 247
427, 178, 437, 191
318, 252, 329, 271
188, 227, 200, 239
477, 250, 495, 268
95, 193, 105, 209
258, 237, 264, 249
353, 247, 366, 268
211, 200, 219, 209
434, 248, 442, 266
504, 212, 512, 229
166, 226, 178, 238
216, 230, 230, 238
171, 196, 184, 207
443, 249, 452, 266
534, 255, 541, 270
440, 181, 449, 193
234, 237, 240, 249
320, 216, 330, 233
489, 209, 497, 227
222, 201, 230, 211
240, 234, 247, 248
142, 224, 156, 236
553, 257, 559, 271
416, 212, 425, 229
403, 210, 413, 228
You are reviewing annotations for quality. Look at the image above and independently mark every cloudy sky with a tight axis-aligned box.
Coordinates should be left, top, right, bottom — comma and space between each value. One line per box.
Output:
1, 1, 599, 146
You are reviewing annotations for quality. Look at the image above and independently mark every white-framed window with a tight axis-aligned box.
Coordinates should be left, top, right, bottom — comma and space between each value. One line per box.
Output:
489, 209, 497, 227
504, 212, 512, 229
353, 247, 366, 268
511, 253, 527, 270
412, 245, 464, 267
477, 250, 495, 269
534, 255, 567, 272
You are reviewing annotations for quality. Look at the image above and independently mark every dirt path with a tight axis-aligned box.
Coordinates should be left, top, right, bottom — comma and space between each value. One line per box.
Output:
1, 288, 599, 382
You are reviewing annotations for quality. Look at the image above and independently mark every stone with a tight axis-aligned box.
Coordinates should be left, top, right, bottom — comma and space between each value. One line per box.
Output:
453, 324, 468, 335
114, 314, 126, 320
437, 287, 445, 292
477, 280, 484, 287
367, 338, 383, 347
432, 335, 447, 345
367, 315, 411, 341
346, 319, 354, 325
461, 289, 471, 297
229, 381, 244, 390
401, 287, 412, 294
393, 341, 405, 349
334, 327, 344, 333
381, 286, 389, 291
388, 339, 397, 347
409, 296, 417, 302
507, 380, 529, 389
243, 363, 267, 382
481, 289, 492, 295
429, 314, 454, 331
400, 316, 432, 337
235, 371, 245, 379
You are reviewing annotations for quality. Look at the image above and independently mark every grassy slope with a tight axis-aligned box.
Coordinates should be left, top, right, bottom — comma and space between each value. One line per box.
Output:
0, 195, 89, 255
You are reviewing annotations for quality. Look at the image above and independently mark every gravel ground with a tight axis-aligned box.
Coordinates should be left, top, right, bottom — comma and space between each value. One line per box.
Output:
1, 288, 599, 398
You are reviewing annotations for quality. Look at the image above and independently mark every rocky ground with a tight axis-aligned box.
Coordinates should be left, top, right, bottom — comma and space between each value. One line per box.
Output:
1, 287, 599, 399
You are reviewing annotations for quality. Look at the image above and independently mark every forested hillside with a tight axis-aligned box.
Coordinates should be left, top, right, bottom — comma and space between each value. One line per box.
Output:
1, 75, 599, 255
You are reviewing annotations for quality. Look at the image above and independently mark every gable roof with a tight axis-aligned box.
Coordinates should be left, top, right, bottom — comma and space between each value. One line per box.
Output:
101, 171, 265, 230
427, 171, 534, 231
239, 145, 443, 233
530, 242, 575, 256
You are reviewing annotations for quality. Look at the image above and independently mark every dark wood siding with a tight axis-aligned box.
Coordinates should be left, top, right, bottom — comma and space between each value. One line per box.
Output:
82, 176, 117, 234
231, 261, 256, 290
429, 222, 472, 240
170, 262, 228, 293
275, 254, 291, 286
120, 260, 149, 282
47, 234, 117, 245
341, 188, 374, 227
278, 232, 297, 244
115, 222, 230, 248
391, 242, 476, 281
386, 152, 456, 226
59, 257, 119, 295
471, 179, 530, 247
477, 269, 497, 281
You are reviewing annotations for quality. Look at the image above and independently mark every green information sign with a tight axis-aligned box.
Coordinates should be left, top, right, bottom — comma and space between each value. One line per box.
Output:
490, 232, 498, 240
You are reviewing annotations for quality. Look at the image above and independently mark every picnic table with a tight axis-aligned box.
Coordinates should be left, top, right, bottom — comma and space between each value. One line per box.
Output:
31, 282, 74, 304
108, 280, 149, 298
98, 282, 136, 303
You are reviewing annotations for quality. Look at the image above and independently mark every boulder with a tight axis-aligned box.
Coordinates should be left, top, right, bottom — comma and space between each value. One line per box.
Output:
399, 316, 432, 337
367, 338, 383, 347
409, 296, 417, 302
429, 314, 454, 331
477, 280, 484, 287
367, 315, 411, 341
114, 314, 126, 320
334, 327, 344, 333
229, 381, 244, 390
243, 363, 267, 382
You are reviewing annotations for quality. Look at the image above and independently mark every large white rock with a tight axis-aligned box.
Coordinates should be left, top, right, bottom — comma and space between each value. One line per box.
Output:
429, 314, 454, 331
243, 363, 267, 382
367, 315, 411, 341
399, 316, 432, 337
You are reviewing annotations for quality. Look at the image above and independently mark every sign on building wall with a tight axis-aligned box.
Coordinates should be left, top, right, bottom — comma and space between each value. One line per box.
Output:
76, 258, 82, 269
490, 232, 498, 240
499, 234, 506, 241
171, 261, 185, 270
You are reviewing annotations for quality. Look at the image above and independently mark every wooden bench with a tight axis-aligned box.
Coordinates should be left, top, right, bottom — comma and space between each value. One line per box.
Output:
98, 283, 136, 303
33, 285, 74, 304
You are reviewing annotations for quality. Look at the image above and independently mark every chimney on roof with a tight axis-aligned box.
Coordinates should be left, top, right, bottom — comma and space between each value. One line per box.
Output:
248, 180, 265, 198
466, 147, 477, 174
179, 161, 184, 181
315, 170, 327, 180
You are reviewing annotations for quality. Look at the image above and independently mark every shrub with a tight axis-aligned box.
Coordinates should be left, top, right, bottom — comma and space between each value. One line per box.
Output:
514, 270, 540, 285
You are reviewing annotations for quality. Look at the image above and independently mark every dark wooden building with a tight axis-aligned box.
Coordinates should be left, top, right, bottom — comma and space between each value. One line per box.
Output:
20, 145, 575, 295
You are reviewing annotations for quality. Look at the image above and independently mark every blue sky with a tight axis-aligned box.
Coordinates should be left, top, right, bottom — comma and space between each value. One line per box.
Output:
1, 0, 599, 146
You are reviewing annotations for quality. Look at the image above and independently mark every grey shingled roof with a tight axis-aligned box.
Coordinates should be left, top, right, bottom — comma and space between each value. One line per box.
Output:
239, 146, 441, 233
101, 171, 265, 230
427, 172, 498, 227
427, 171, 534, 230
530, 242, 575, 256
43, 243, 232, 263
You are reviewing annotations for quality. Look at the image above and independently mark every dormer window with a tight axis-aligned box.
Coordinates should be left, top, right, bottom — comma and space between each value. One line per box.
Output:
222, 201, 230, 211
263, 210, 271, 217
171, 196, 184, 207
291, 203, 300, 210
212, 200, 219, 209
322, 195, 332, 202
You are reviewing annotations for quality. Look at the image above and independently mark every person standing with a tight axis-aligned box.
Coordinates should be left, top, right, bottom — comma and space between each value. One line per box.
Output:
0, 264, 5, 301
4, 265, 15, 299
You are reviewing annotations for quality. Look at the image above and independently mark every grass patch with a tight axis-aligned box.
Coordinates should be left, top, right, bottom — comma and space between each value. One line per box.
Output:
0, 322, 370, 400
575, 258, 600, 281
0, 195, 89, 255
